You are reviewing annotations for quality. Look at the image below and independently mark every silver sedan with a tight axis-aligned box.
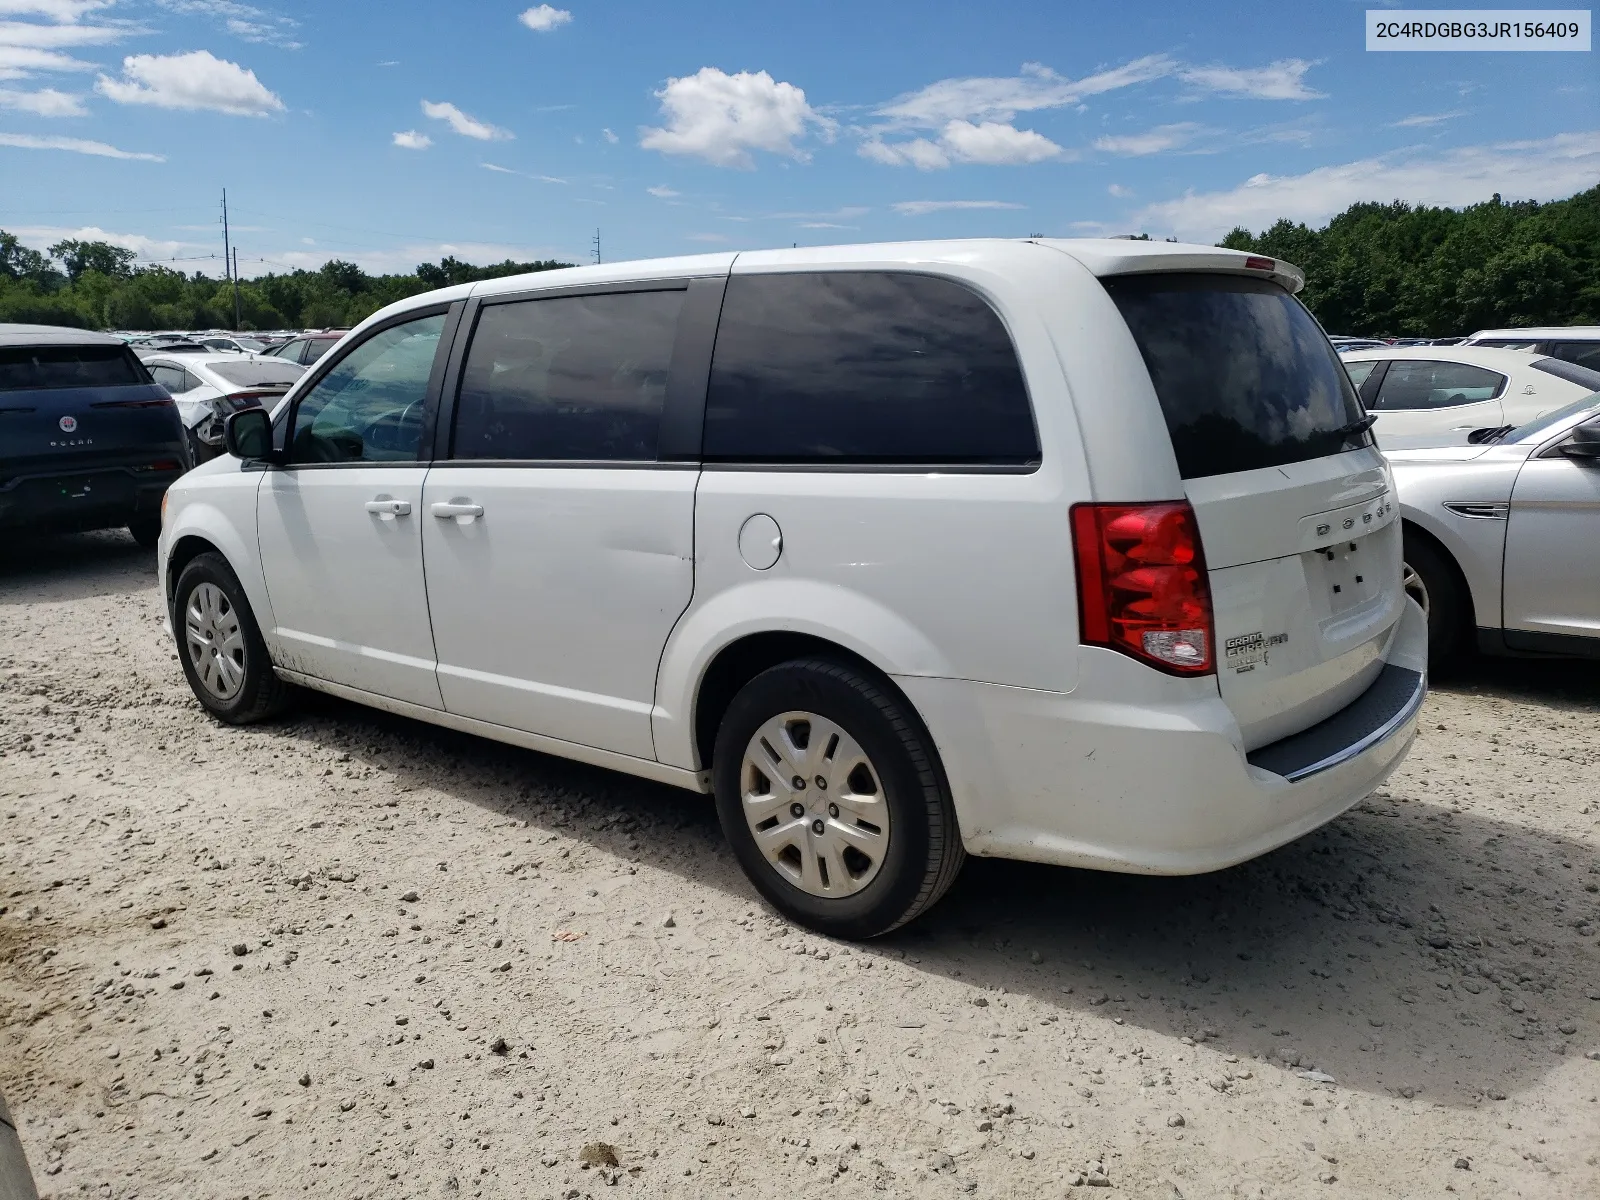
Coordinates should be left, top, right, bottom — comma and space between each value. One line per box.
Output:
1391, 392, 1600, 669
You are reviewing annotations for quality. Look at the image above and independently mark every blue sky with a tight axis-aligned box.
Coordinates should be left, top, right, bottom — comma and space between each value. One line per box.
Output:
0, 0, 1595, 276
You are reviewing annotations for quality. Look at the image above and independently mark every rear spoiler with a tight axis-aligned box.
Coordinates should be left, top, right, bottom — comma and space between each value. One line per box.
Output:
1037, 239, 1305, 295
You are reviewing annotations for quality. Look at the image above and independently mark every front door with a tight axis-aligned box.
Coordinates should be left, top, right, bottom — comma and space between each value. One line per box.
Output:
422, 287, 696, 760
1502, 447, 1600, 645
256, 310, 449, 707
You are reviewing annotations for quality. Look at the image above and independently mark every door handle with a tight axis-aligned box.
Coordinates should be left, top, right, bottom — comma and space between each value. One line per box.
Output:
430, 501, 484, 519
365, 499, 411, 516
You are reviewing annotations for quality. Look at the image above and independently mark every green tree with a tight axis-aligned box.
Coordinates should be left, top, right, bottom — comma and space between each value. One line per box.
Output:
48, 239, 137, 283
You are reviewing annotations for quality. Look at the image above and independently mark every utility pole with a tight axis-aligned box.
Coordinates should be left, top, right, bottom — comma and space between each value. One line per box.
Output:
592, 228, 601, 265
232, 246, 242, 331
220, 189, 236, 330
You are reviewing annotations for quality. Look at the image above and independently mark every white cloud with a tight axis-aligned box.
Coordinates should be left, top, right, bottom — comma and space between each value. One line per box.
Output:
799, 221, 853, 229
1093, 122, 1202, 156
892, 199, 1025, 216
392, 128, 430, 149
0, 44, 89, 79
0, 18, 121, 48
421, 98, 510, 140
478, 160, 566, 182
0, 83, 83, 113
1107, 183, 1133, 198
640, 67, 834, 168
1390, 110, 1466, 128
7, 223, 188, 260
862, 119, 1064, 169
875, 57, 1174, 129
646, 184, 679, 197
1177, 59, 1323, 101
481, 160, 513, 173
153, 2, 303, 51
96, 50, 284, 115
0, 130, 162, 159
0, 2, 112, 19
601, 126, 617, 144
686, 232, 728, 242
1135, 130, 1600, 242
518, 4, 571, 32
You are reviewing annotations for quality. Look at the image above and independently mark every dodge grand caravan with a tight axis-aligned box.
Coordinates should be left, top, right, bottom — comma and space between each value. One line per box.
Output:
158, 240, 1427, 938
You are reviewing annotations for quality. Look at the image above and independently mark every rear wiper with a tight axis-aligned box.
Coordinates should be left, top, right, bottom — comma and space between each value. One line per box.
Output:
1331, 414, 1378, 439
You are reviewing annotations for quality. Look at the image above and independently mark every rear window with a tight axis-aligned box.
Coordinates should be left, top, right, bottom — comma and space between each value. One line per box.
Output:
703, 272, 1039, 466
0, 344, 149, 391
1547, 341, 1600, 372
1372, 360, 1505, 410
1532, 356, 1600, 390
210, 360, 306, 388
1105, 274, 1368, 479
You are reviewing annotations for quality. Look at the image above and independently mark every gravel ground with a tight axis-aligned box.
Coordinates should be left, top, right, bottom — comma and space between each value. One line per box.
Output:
2, 530, 1598, 1200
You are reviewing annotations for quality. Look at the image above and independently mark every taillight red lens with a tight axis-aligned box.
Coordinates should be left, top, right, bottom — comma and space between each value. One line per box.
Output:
1244, 255, 1276, 272
1071, 501, 1215, 675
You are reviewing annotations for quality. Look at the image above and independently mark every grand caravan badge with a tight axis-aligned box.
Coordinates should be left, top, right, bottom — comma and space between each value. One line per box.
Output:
1224, 630, 1288, 673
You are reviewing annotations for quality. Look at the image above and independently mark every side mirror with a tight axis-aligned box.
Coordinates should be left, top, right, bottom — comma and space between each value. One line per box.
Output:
224, 407, 276, 462
1558, 417, 1600, 462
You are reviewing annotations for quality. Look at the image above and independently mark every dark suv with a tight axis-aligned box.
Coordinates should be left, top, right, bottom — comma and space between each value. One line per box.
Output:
0, 325, 189, 548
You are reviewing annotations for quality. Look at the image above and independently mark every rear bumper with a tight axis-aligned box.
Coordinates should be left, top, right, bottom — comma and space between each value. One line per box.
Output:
899, 597, 1428, 875
0, 463, 181, 533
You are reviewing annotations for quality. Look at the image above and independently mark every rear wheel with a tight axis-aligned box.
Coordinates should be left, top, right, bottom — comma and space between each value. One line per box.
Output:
1402, 532, 1468, 672
127, 517, 161, 549
712, 658, 964, 938
172, 552, 291, 723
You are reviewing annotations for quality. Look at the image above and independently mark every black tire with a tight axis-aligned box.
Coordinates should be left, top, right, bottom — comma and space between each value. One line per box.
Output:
172, 552, 292, 724
127, 516, 162, 549
1402, 532, 1468, 672
712, 657, 965, 939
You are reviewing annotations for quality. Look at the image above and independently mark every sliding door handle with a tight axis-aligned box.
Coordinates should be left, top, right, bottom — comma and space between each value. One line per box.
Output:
430, 501, 484, 520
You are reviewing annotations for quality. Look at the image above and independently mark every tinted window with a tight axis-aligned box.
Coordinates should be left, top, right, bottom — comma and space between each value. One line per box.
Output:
289, 314, 444, 463
1343, 360, 1379, 388
1547, 341, 1600, 372
1473, 338, 1542, 351
703, 272, 1037, 466
0, 344, 147, 391
211, 359, 305, 388
304, 339, 336, 364
1532, 356, 1600, 390
1372, 360, 1504, 410
454, 290, 684, 461
1104, 274, 1366, 479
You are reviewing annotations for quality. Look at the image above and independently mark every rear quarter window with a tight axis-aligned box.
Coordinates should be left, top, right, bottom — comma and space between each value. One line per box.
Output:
1104, 274, 1367, 479
703, 271, 1039, 467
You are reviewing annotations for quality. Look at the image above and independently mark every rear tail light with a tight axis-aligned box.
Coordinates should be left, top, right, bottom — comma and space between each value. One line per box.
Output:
1071, 501, 1215, 676
1243, 255, 1276, 272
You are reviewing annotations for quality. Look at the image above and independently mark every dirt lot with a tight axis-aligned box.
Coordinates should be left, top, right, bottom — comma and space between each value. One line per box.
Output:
1, 531, 1598, 1200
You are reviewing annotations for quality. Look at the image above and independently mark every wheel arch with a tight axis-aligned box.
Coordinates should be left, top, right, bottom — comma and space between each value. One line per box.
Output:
1401, 516, 1479, 631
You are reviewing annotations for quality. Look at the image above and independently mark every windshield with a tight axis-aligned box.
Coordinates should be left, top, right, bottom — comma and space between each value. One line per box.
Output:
0, 344, 149, 391
1104, 273, 1368, 479
1507, 391, 1600, 444
210, 359, 306, 388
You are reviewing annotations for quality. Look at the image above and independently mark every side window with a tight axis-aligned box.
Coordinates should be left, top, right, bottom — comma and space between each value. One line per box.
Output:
1374, 360, 1505, 410
703, 272, 1038, 465
180, 369, 205, 392
288, 313, 444, 464
149, 364, 186, 392
1548, 342, 1600, 372
304, 339, 335, 364
1342, 360, 1378, 390
452, 290, 684, 461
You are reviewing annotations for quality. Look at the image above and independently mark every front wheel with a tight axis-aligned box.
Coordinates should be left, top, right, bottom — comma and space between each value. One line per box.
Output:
712, 658, 964, 939
172, 552, 291, 723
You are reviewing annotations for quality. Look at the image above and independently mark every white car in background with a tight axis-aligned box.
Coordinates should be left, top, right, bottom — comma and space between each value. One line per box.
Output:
1392, 392, 1600, 668
1462, 326, 1600, 371
136, 352, 306, 463
1341, 345, 1600, 450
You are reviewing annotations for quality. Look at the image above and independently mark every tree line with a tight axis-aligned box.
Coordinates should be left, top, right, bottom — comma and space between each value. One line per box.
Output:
3, 183, 1597, 335
0, 235, 571, 331
1220, 184, 1600, 337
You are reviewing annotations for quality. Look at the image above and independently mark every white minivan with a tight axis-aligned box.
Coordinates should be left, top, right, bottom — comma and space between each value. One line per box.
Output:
159, 239, 1427, 938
